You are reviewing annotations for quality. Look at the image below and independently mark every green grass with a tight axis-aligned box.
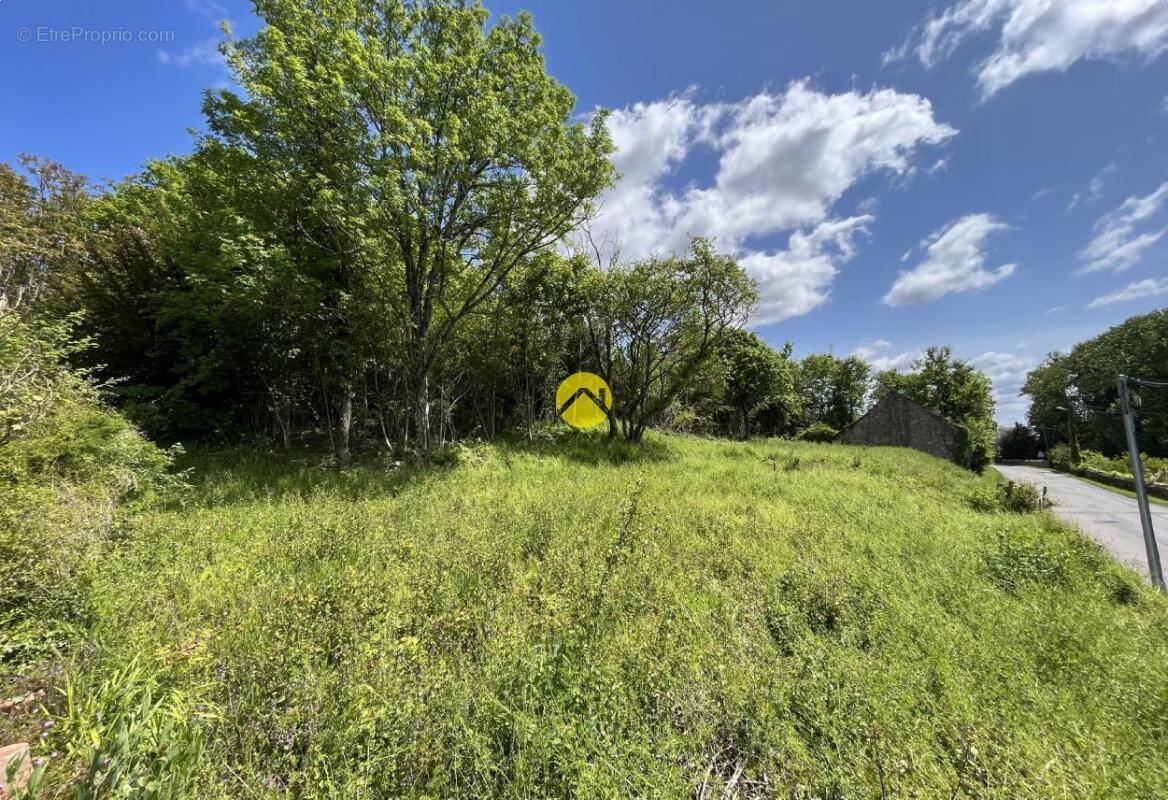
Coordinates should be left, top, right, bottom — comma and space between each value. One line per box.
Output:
25, 434, 1168, 798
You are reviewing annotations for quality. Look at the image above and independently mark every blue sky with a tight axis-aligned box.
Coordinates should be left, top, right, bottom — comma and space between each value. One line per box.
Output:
3, 0, 1168, 423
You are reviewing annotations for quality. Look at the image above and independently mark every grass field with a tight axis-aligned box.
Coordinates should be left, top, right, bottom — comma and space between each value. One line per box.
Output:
18, 434, 1168, 798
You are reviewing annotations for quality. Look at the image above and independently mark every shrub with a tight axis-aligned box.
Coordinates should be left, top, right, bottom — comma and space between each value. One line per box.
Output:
796, 422, 838, 443
956, 423, 994, 473
0, 312, 175, 669
968, 479, 1042, 514
1049, 443, 1075, 470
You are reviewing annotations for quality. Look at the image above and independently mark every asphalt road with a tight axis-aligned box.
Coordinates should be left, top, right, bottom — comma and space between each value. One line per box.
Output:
996, 464, 1168, 578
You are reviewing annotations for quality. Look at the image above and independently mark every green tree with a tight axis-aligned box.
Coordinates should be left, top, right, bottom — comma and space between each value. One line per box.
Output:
587, 239, 758, 443
797, 353, 870, 431
208, 0, 613, 462
0, 156, 89, 314
1022, 311, 1168, 458
718, 330, 798, 439
998, 423, 1042, 461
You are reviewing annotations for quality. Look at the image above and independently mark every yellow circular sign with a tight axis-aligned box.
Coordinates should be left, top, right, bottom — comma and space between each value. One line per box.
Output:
556, 372, 613, 430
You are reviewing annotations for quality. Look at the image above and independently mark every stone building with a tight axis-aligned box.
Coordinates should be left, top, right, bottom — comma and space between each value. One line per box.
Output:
837, 393, 962, 464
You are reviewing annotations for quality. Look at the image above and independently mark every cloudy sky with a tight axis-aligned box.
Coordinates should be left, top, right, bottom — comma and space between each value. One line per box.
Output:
4, 0, 1168, 423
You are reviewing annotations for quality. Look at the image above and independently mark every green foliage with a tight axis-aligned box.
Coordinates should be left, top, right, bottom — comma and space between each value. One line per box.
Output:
1049, 443, 1075, 470
1024, 310, 1168, 457
795, 422, 839, 442
0, 312, 175, 671
585, 238, 758, 442
1051, 447, 1168, 483
24, 436, 1168, 798
998, 423, 1043, 461
715, 329, 799, 439
0, 156, 90, 313
969, 478, 1042, 514
796, 353, 870, 431
22, 659, 212, 800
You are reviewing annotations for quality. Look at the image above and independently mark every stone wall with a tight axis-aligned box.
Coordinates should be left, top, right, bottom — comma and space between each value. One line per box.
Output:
838, 394, 959, 463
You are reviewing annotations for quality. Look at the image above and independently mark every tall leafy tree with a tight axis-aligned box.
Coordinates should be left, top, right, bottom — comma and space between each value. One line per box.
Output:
718, 329, 798, 439
796, 353, 870, 431
1023, 310, 1168, 457
208, 0, 613, 462
0, 157, 89, 314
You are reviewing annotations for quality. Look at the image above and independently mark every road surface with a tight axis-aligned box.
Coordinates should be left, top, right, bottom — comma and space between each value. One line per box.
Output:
996, 464, 1168, 578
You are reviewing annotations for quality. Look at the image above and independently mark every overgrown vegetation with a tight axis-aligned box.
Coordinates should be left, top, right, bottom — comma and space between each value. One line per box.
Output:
0, 310, 174, 752
6, 435, 1165, 798
1024, 310, 1168, 458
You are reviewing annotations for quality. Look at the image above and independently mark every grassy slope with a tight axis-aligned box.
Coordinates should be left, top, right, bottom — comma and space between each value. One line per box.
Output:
36, 435, 1168, 799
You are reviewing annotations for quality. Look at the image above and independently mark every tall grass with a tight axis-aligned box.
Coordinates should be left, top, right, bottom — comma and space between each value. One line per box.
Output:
23, 433, 1168, 798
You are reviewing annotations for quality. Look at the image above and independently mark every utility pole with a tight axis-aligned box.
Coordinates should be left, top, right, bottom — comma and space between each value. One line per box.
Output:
1117, 374, 1165, 591
1038, 424, 1052, 466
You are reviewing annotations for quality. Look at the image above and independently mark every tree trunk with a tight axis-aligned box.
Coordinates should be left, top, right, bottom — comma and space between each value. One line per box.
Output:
335, 390, 353, 469
414, 371, 432, 462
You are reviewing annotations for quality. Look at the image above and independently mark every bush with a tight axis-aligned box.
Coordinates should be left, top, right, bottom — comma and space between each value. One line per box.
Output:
968, 479, 1043, 514
0, 312, 175, 669
796, 422, 838, 443
1049, 443, 1075, 470
1076, 450, 1168, 484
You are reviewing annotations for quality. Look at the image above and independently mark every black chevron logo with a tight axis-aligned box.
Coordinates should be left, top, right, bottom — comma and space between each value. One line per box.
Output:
558, 386, 610, 419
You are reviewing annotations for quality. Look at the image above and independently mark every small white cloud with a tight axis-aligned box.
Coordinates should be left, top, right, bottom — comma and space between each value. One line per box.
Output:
1067, 161, 1117, 211
185, 0, 227, 16
851, 339, 893, 360
157, 38, 224, 68
883, 213, 1016, 306
887, 0, 1168, 98
1078, 182, 1168, 273
1087, 277, 1168, 308
870, 351, 921, 372
1044, 305, 1066, 315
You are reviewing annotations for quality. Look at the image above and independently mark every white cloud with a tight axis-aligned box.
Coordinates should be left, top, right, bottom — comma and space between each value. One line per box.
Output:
883, 213, 1016, 305
593, 81, 956, 324
157, 38, 224, 68
852, 339, 893, 360
1078, 182, 1168, 273
887, 0, 1168, 98
1087, 277, 1168, 308
869, 351, 921, 372
972, 351, 1034, 424
741, 216, 874, 325
1067, 161, 1117, 211
185, 0, 227, 16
